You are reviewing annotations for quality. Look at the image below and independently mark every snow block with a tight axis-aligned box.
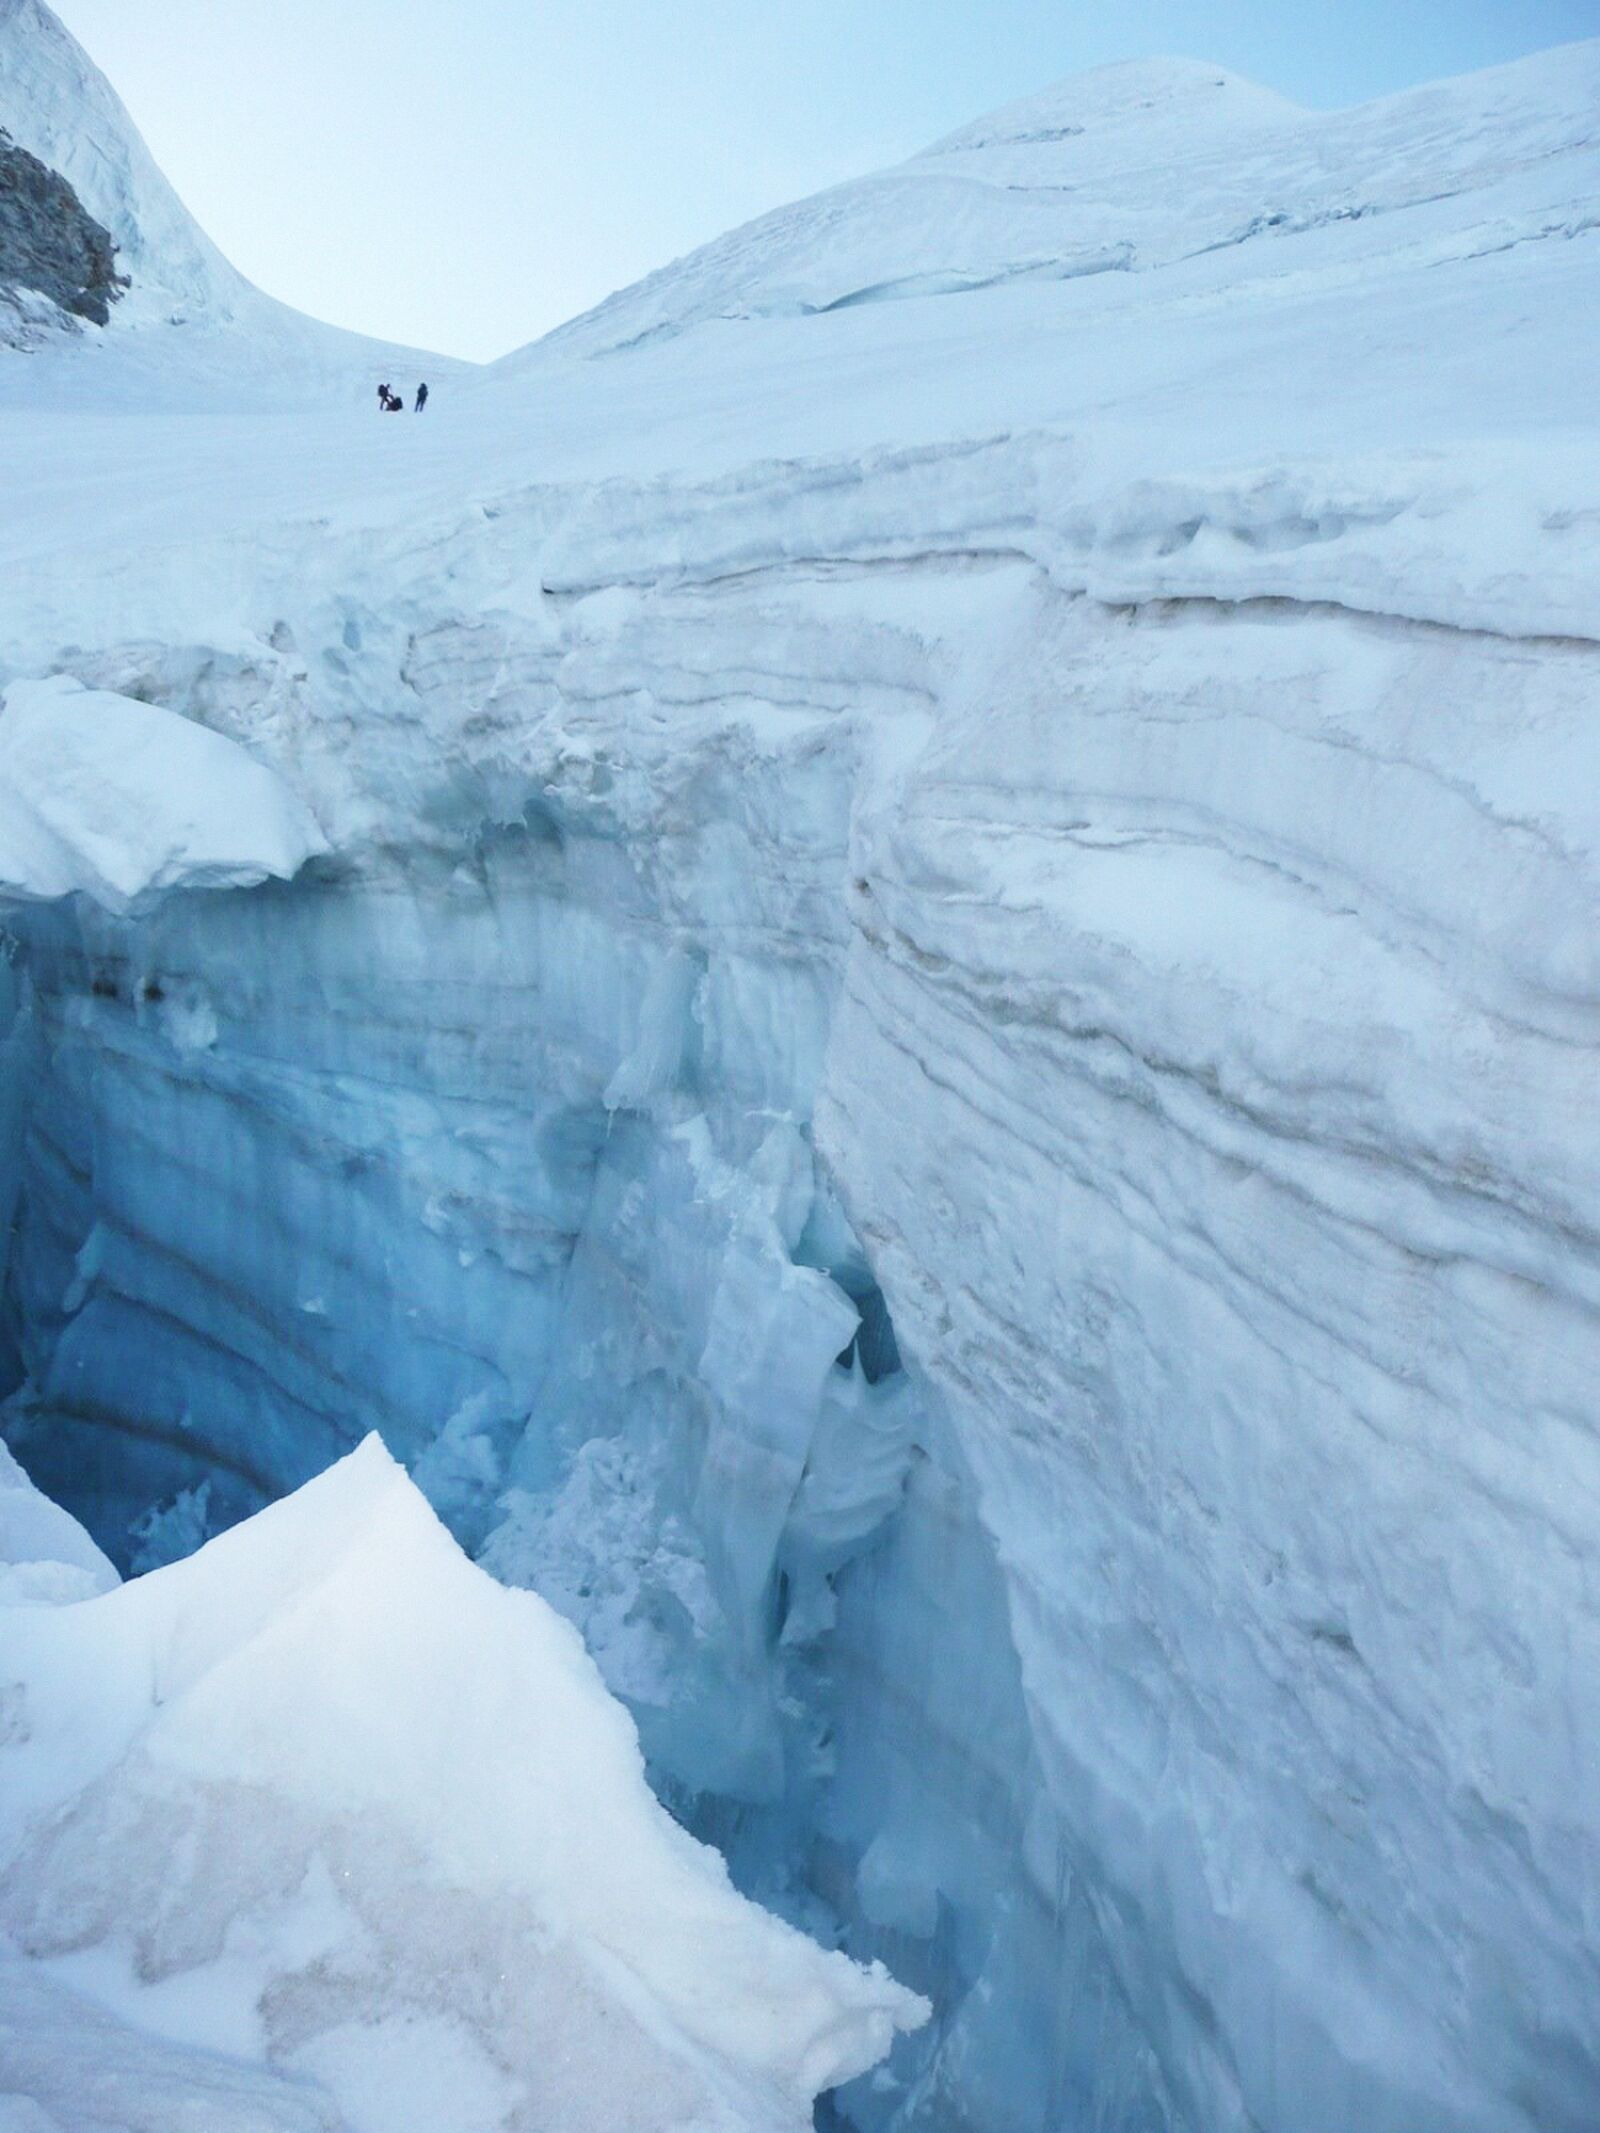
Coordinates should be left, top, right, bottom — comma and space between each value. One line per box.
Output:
0, 676, 328, 912
0, 1438, 926, 2133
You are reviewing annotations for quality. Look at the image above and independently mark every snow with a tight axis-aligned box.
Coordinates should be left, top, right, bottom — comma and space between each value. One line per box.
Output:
0, 1438, 925, 2133
0, 1955, 345, 2132
0, 676, 329, 911
1, 8, 1598, 2133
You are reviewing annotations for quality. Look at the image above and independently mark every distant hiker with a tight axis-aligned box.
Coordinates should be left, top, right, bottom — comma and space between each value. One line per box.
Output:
415, 382, 429, 413
377, 381, 391, 410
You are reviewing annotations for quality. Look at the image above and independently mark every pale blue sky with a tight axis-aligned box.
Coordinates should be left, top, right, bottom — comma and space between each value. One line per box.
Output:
50, 0, 1600, 361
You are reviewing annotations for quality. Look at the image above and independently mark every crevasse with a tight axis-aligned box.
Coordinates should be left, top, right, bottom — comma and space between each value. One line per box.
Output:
0, 575, 1155, 2129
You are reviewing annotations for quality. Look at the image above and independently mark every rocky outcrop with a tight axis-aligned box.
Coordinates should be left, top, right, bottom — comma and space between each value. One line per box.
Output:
0, 122, 123, 329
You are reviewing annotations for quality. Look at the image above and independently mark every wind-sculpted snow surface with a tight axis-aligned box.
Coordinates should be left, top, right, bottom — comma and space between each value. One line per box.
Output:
1, 12, 1599, 2133
0, 1439, 925, 2133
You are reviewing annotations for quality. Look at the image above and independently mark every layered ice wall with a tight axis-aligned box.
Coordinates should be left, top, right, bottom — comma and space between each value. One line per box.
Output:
3, 14, 1600, 2133
0, 542, 1172, 2132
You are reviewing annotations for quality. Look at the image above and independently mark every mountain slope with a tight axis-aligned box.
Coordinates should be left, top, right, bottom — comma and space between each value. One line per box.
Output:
0, 0, 457, 394
0, 121, 121, 342
0, 0, 248, 326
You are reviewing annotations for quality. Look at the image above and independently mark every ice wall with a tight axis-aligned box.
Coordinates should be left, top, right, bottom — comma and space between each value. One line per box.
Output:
0, 578, 1180, 2129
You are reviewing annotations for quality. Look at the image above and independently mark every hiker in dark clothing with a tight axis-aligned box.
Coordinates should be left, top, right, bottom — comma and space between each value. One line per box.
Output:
415, 382, 429, 413
377, 381, 390, 410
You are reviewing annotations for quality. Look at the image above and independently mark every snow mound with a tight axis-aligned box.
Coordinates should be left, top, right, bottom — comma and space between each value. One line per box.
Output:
0, 1439, 925, 2132
0, 675, 328, 911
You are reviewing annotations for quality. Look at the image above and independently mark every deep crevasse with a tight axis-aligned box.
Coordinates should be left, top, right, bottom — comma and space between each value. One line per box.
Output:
1, 546, 1163, 2130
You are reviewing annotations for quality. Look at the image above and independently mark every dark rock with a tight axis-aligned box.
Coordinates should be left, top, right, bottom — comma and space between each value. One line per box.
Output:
0, 124, 126, 326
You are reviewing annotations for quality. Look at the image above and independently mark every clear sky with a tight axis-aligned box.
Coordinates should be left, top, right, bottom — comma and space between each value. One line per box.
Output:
48, 0, 1600, 362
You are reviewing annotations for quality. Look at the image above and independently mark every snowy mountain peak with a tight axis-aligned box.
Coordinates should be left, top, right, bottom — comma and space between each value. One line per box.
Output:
516, 36, 1600, 364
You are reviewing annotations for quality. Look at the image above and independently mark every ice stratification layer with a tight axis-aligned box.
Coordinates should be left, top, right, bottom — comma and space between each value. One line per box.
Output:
2, 15, 1599, 2133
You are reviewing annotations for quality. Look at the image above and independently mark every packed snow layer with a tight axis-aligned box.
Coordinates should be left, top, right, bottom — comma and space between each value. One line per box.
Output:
0, 1437, 924, 2133
0, 676, 328, 911
1, 18, 1599, 2133
0, 1956, 352, 2133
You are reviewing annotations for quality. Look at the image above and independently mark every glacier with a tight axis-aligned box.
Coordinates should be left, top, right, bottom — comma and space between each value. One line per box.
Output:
2, 6, 1600, 2131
